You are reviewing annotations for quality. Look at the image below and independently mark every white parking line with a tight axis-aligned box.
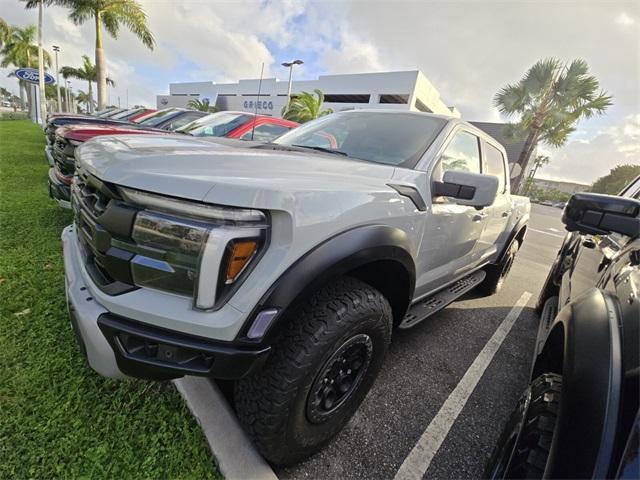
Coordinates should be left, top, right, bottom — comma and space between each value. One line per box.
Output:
393, 291, 533, 480
530, 228, 564, 238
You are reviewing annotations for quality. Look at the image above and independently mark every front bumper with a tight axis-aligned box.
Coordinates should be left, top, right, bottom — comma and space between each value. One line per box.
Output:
48, 167, 71, 208
62, 225, 270, 380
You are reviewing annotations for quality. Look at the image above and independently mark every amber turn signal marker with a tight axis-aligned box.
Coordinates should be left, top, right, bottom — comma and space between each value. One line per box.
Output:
226, 240, 257, 283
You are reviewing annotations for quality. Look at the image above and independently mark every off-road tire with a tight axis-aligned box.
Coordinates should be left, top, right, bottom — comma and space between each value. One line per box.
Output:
485, 373, 562, 479
234, 276, 393, 466
480, 240, 519, 296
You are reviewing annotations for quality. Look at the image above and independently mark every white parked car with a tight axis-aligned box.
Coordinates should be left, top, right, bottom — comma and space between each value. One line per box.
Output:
62, 110, 530, 464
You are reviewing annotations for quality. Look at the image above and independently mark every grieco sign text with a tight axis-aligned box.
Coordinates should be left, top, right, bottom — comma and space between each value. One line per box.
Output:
243, 100, 274, 110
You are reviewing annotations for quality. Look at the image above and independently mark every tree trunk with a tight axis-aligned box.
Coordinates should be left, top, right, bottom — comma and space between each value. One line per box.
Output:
88, 81, 93, 113
37, 0, 47, 127
95, 11, 107, 111
512, 129, 539, 193
19, 80, 25, 110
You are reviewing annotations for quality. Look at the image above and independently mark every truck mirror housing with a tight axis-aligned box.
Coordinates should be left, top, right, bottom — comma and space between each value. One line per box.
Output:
562, 192, 640, 237
432, 170, 499, 208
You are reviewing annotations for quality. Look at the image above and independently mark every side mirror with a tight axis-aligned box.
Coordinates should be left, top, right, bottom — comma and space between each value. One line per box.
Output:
432, 170, 499, 208
562, 192, 640, 237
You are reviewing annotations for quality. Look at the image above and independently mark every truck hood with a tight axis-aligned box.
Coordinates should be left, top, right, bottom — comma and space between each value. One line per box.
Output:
58, 123, 166, 142
76, 134, 396, 206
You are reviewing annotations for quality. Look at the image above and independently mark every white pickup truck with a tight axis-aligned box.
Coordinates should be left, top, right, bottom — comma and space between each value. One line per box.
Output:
62, 110, 530, 464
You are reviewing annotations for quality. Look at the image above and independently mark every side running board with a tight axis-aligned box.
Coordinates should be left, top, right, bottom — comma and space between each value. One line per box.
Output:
399, 270, 486, 329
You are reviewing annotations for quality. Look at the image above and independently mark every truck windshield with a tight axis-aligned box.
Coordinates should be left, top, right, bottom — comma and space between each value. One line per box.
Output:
274, 112, 447, 167
176, 112, 252, 137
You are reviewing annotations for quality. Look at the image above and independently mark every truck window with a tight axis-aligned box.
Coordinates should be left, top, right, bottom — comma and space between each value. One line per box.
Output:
484, 142, 507, 193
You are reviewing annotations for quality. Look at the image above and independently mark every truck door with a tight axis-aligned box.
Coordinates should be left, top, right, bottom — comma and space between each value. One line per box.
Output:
415, 129, 486, 297
476, 140, 511, 260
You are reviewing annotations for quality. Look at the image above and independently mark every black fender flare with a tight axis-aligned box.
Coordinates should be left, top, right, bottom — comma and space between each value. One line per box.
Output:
532, 288, 622, 478
497, 216, 528, 264
236, 225, 416, 344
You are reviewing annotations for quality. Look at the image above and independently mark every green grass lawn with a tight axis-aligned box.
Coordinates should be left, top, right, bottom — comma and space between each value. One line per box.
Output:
0, 120, 220, 478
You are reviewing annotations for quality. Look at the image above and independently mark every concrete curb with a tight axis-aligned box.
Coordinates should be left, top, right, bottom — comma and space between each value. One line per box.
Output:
174, 377, 278, 480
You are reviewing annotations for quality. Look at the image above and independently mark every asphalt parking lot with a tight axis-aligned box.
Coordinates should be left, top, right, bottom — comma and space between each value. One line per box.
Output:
277, 204, 566, 480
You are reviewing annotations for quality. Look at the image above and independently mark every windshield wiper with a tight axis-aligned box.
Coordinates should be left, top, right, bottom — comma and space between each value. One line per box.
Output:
291, 144, 349, 156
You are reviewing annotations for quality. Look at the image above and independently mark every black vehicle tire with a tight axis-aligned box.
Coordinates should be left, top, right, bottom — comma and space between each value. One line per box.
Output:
480, 240, 519, 296
234, 276, 393, 466
485, 373, 562, 479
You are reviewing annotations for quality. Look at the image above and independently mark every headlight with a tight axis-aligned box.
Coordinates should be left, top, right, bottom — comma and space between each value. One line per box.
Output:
121, 187, 268, 310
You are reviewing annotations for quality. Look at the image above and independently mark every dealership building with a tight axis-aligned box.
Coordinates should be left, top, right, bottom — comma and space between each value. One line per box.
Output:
157, 70, 461, 118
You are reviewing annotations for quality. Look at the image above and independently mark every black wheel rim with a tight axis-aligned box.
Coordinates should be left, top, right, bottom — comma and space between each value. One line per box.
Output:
306, 334, 373, 424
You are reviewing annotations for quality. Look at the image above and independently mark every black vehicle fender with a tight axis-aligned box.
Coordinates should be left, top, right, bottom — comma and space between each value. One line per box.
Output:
531, 287, 623, 478
236, 224, 416, 344
536, 231, 582, 311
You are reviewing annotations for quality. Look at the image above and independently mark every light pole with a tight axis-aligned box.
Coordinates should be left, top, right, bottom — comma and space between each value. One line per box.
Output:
52, 45, 61, 112
67, 81, 72, 112
37, 0, 47, 127
281, 59, 303, 111
64, 80, 70, 112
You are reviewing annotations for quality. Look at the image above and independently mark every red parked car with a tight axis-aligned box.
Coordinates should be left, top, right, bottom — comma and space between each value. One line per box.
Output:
48, 111, 299, 208
175, 111, 299, 140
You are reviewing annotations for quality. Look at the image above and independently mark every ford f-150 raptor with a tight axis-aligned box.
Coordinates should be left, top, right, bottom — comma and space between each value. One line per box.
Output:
62, 110, 530, 465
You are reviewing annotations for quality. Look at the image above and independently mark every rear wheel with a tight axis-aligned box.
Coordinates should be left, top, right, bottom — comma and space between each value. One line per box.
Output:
485, 373, 562, 479
480, 240, 519, 296
234, 277, 392, 465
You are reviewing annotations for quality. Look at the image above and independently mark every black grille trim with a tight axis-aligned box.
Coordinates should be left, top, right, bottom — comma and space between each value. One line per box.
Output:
72, 169, 139, 295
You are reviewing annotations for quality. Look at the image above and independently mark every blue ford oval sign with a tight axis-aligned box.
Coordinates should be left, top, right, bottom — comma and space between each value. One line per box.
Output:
14, 68, 55, 85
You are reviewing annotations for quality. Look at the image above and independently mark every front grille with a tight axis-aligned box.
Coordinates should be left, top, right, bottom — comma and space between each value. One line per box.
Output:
71, 168, 138, 295
74, 171, 112, 217
52, 135, 76, 176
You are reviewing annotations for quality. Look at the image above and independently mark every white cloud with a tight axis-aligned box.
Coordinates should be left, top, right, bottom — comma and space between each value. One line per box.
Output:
541, 114, 640, 184
615, 12, 636, 26
322, 30, 384, 74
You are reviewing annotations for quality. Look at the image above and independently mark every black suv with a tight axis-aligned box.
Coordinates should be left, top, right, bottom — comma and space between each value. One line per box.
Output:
486, 176, 640, 479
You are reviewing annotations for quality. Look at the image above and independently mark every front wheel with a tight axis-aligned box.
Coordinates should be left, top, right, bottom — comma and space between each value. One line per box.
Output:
234, 277, 393, 465
485, 373, 562, 479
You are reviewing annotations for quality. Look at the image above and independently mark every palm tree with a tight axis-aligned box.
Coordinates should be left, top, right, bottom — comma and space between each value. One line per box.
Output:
60, 55, 114, 113
0, 25, 49, 68
187, 98, 218, 112
494, 58, 612, 191
0, 17, 10, 47
75, 89, 93, 112
523, 154, 550, 195
282, 89, 333, 123
1, 24, 51, 111
55, 0, 154, 111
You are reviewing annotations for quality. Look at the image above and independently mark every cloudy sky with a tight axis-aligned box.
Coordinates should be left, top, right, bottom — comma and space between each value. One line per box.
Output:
1, 0, 638, 184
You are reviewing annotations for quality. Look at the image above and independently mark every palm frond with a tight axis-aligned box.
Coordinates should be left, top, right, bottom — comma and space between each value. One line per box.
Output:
104, 0, 155, 49
493, 83, 529, 115
521, 57, 561, 97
